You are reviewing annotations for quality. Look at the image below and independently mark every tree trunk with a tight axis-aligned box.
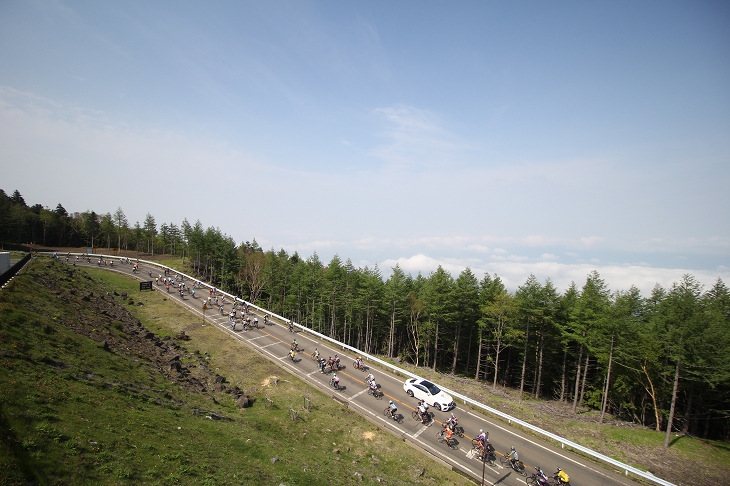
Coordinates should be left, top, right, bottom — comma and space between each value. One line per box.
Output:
519, 319, 530, 402
664, 359, 681, 448
580, 354, 590, 406
682, 385, 693, 435
432, 320, 439, 371
599, 333, 615, 423
535, 328, 545, 399
451, 318, 462, 375
560, 349, 567, 402
388, 301, 396, 358
493, 335, 502, 390
475, 328, 482, 381
572, 344, 584, 413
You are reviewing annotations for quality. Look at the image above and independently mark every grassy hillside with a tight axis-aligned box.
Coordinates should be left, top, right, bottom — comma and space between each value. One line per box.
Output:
0, 258, 473, 485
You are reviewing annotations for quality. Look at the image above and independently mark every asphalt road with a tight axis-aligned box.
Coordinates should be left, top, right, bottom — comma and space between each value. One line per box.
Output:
61, 255, 647, 486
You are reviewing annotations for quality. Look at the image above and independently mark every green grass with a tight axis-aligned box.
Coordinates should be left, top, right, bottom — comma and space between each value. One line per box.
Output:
0, 259, 472, 485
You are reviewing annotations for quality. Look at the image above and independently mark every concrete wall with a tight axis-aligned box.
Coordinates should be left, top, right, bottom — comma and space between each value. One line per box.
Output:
0, 252, 10, 275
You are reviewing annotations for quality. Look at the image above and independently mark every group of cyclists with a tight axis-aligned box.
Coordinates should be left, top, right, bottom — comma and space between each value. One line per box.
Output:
315, 353, 342, 374
59, 255, 572, 484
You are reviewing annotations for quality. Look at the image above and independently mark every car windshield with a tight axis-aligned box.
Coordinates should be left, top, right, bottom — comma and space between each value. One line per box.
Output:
422, 381, 441, 395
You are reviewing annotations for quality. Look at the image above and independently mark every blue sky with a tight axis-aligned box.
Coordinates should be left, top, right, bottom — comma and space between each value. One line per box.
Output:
1, 1, 729, 294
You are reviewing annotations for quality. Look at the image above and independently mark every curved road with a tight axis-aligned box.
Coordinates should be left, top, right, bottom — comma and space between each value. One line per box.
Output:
61, 255, 648, 486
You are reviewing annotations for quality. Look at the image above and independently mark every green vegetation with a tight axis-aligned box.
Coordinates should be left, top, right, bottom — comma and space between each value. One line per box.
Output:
0, 258, 472, 485
3, 189, 730, 485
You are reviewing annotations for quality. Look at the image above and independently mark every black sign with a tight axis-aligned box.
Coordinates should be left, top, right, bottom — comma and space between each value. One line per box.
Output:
140, 281, 153, 291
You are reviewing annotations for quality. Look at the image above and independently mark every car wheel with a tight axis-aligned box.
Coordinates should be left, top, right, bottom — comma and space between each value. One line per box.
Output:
433, 403, 440, 411
407, 390, 414, 397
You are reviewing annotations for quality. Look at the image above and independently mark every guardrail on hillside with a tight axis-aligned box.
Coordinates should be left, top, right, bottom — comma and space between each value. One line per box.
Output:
54, 253, 674, 486
0, 253, 32, 289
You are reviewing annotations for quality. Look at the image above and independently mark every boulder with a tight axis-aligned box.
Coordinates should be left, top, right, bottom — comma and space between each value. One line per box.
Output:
236, 395, 253, 408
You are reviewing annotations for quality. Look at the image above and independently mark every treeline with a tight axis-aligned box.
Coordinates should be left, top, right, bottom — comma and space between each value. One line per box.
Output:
2, 189, 729, 442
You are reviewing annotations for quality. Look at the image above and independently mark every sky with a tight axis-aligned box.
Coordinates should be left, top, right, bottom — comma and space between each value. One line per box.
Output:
1, 1, 729, 295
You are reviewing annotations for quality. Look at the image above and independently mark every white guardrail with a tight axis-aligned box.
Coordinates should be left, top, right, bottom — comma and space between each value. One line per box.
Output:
57, 253, 674, 486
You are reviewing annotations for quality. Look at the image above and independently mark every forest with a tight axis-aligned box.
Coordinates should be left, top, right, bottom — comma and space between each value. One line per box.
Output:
2, 188, 729, 443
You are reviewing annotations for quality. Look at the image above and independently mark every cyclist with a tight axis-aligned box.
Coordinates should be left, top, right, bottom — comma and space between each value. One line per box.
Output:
319, 357, 327, 373
387, 400, 398, 418
418, 401, 430, 424
331, 372, 340, 388
291, 339, 298, 352
355, 356, 363, 369
253, 317, 258, 328
553, 467, 570, 485
365, 372, 375, 386
476, 429, 487, 446
312, 349, 320, 360
368, 380, 378, 395
264, 315, 269, 325
288, 321, 293, 332
444, 425, 454, 444
534, 467, 550, 486
507, 446, 519, 468
288, 349, 296, 360
444, 413, 458, 431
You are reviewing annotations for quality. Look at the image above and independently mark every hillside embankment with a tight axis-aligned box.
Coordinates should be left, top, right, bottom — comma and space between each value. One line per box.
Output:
0, 258, 473, 485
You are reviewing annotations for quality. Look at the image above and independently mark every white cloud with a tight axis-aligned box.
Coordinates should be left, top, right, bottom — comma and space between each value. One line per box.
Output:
379, 254, 730, 296
541, 253, 559, 260
580, 236, 605, 246
369, 104, 469, 167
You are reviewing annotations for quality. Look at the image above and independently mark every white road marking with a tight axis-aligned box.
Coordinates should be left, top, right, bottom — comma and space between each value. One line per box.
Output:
413, 425, 429, 438
349, 388, 369, 401
260, 342, 279, 349
462, 409, 619, 481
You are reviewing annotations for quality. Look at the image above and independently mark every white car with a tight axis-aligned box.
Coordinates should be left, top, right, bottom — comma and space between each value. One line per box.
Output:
403, 378, 455, 412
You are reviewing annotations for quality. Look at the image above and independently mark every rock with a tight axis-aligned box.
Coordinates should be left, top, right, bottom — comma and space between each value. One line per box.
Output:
127, 299, 134, 305
335, 457, 340, 461
333, 448, 340, 454
136, 302, 144, 306
213, 374, 225, 384
169, 361, 182, 372
102, 340, 110, 351
271, 457, 279, 464
353, 472, 362, 481
175, 331, 190, 341
376, 477, 383, 483
409, 466, 424, 478
237, 395, 253, 408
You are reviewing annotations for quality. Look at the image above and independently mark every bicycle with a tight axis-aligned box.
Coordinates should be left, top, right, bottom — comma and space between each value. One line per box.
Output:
525, 473, 543, 486
367, 387, 382, 400
412, 409, 432, 425
330, 377, 340, 390
383, 407, 402, 423
436, 430, 458, 449
500, 456, 527, 476
352, 361, 367, 372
